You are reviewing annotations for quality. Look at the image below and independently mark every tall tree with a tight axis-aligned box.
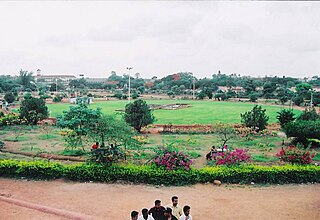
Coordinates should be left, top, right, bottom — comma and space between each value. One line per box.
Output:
18, 70, 35, 90
124, 99, 155, 132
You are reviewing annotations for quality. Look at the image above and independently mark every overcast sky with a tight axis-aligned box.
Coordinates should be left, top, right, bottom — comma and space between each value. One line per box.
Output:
0, 1, 319, 79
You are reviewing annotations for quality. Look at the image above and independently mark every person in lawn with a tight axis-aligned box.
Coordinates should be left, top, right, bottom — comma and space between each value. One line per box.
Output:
91, 142, 99, 149
206, 145, 217, 160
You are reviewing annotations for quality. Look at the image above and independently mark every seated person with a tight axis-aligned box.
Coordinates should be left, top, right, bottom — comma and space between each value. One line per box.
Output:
91, 142, 99, 150
206, 146, 217, 160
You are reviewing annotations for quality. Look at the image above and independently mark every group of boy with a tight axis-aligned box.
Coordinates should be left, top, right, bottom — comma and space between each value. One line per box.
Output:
130, 196, 192, 220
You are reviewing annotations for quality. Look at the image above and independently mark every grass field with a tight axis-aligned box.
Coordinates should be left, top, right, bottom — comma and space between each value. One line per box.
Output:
47, 100, 301, 124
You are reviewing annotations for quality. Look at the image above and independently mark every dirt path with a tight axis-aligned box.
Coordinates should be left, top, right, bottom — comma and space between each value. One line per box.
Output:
1, 178, 319, 220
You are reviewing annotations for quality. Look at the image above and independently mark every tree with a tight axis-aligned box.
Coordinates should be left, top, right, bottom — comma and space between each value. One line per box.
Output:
276, 87, 293, 105
57, 104, 102, 147
242, 79, 257, 95
296, 83, 312, 95
240, 105, 269, 131
18, 70, 35, 90
88, 115, 140, 160
262, 82, 276, 99
212, 122, 236, 146
19, 97, 49, 125
277, 109, 295, 128
124, 99, 155, 132
249, 92, 258, 102
293, 95, 304, 106
4, 92, 15, 103
49, 81, 65, 91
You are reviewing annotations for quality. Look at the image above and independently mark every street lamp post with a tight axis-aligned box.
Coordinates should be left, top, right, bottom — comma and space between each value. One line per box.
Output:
56, 78, 58, 93
310, 89, 314, 108
126, 67, 133, 102
192, 78, 196, 100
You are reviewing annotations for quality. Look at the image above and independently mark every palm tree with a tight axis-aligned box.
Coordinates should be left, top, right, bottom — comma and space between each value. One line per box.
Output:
18, 70, 35, 90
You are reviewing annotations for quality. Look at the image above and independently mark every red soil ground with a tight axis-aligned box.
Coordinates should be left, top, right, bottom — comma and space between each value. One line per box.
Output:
1, 178, 319, 220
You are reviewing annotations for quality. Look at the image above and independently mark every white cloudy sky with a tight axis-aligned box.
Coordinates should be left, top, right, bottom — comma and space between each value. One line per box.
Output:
0, 1, 319, 79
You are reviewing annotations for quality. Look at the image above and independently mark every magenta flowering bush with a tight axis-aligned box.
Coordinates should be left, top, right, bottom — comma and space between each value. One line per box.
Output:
154, 147, 193, 170
276, 146, 315, 164
215, 148, 251, 165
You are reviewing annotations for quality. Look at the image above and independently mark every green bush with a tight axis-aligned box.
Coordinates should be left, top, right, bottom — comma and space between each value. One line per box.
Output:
0, 160, 63, 179
277, 109, 295, 128
53, 95, 63, 102
0, 113, 24, 126
284, 120, 320, 147
0, 160, 320, 185
296, 108, 320, 121
240, 105, 269, 131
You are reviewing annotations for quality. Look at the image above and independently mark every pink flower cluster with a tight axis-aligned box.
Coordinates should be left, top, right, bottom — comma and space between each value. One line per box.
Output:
215, 148, 251, 165
276, 146, 315, 164
154, 150, 193, 170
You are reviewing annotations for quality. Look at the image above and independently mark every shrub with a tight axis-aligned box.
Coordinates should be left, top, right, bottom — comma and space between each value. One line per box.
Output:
113, 93, 123, 100
19, 96, 49, 125
53, 95, 63, 102
154, 146, 193, 170
0, 113, 25, 126
89, 146, 123, 165
276, 146, 315, 164
240, 105, 269, 131
296, 108, 320, 121
284, 120, 320, 147
277, 109, 295, 128
215, 148, 251, 165
1, 160, 320, 185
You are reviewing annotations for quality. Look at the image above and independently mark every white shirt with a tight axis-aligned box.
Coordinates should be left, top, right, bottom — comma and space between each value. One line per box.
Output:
178, 214, 193, 220
137, 215, 155, 220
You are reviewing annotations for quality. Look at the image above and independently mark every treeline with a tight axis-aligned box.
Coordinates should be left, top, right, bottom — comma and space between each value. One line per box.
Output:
1, 70, 320, 106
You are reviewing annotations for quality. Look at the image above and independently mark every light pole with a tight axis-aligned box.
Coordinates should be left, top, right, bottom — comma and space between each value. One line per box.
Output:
126, 67, 133, 102
56, 78, 58, 93
310, 89, 314, 108
192, 77, 196, 100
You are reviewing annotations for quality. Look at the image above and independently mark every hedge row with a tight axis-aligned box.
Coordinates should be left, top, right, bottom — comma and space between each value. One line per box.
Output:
1, 160, 320, 185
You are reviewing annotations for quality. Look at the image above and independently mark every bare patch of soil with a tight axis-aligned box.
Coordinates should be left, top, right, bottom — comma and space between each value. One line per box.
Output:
0, 178, 319, 220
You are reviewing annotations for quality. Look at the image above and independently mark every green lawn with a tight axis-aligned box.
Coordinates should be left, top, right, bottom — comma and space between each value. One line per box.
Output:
48, 100, 301, 124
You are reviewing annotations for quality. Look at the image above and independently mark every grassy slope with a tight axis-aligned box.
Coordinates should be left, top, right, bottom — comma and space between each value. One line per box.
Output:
48, 100, 301, 124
